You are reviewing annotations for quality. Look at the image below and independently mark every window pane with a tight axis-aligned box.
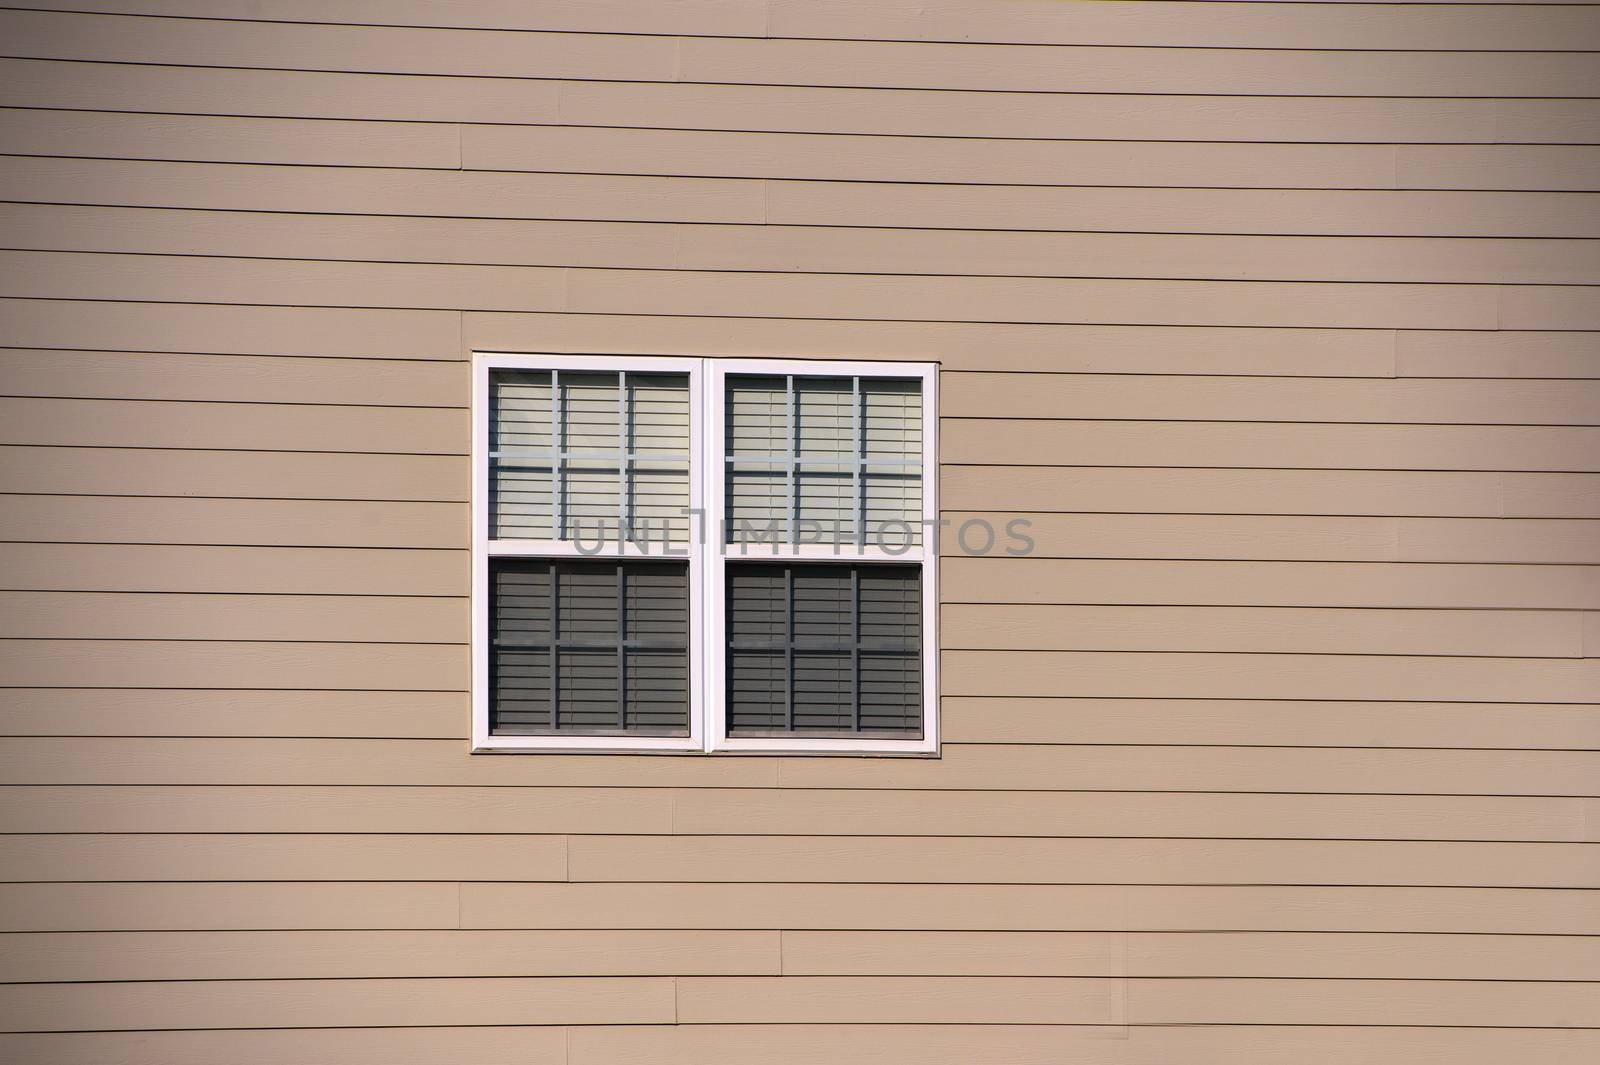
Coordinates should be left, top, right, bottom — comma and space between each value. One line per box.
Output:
725, 562, 921, 736
490, 371, 554, 539
862, 378, 922, 545
795, 468, 853, 540
489, 369, 690, 544
795, 377, 853, 460
725, 374, 922, 546
490, 558, 690, 736
726, 375, 787, 457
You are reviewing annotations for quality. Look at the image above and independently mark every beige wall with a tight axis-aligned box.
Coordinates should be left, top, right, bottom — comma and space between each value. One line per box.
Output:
2, 2, 1599, 1060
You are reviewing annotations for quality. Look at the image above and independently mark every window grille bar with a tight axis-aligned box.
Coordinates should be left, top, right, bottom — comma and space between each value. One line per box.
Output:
496, 450, 691, 463
497, 638, 684, 652
616, 563, 627, 730
618, 370, 630, 543
851, 564, 862, 732
784, 562, 795, 733
721, 456, 918, 467
552, 368, 567, 539
549, 561, 561, 731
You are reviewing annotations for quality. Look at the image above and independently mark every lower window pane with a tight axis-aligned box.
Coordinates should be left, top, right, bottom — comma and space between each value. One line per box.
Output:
490, 558, 690, 736
725, 562, 922, 737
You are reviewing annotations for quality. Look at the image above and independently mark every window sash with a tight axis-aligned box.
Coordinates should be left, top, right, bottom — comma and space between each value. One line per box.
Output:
490, 558, 692, 737
475, 354, 706, 752
474, 353, 938, 755
704, 358, 937, 754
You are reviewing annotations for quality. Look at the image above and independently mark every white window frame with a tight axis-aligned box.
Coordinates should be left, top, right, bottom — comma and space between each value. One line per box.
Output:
472, 353, 706, 753
705, 358, 939, 755
472, 353, 939, 756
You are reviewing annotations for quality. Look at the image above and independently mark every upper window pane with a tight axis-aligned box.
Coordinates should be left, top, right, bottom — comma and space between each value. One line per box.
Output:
491, 369, 690, 543
725, 374, 922, 546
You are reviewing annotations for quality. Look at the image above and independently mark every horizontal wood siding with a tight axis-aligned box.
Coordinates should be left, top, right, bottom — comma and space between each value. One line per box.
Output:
0, 0, 1595, 1057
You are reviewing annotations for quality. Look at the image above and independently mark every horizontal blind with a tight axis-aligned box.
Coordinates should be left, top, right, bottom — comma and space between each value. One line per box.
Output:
490, 370, 555, 539
491, 559, 689, 735
491, 370, 690, 543
862, 378, 923, 546
726, 562, 921, 736
725, 374, 921, 546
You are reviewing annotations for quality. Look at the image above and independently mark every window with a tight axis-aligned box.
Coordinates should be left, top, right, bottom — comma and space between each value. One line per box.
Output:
473, 355, 938, 754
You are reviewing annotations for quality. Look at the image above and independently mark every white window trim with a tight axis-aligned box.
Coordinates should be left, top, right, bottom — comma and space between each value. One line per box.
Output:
472, 352, 939, 756
472, 353, 706, 754
704, 358, 939, 755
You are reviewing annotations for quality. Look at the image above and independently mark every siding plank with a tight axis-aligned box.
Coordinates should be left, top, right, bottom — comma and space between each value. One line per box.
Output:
0, 397, 464, 453
1128, 976, 1600, 1027
0, 882, 460, 932
942, 695, 1600, 750
0, 495, 464, 549
675, 976, 1122, 1024
764, 0, 1600, 50
0, 591, 466, 642
9, 60, 1596, 143
466, 313, 1597, 379
3, 785, 1577, 840
0, 543, 465, 596
944, 468, 1600, 519
476, 126, 1600, 191
566, 1025, 1600, 1065
939, 512, 1600, 566
778, 743, 1600, 796
0, 640, 467, 691
0, 299, 460, 360
0, 448, 466, 502
941, 557, 1600, 611
2, 928, 1594, 983
5, 10, 1598, 97
22, 0, 1600, 46
11, 202, 1596, 285
664, 789, 1593, 843
944, 374, 1600, 426
0, 976, 675, 1031
0, 1029, 567, 1065
673, 975, 1597, 1027
944, 649, 1600, 703
0, 689, 465, 739
0, 250, 1556, 329
20, 1026, 1575, 1065
0, 929, 779, 982
0, 348, 464, 406
941, 604, 1583, 657
1, 736, 1590, 796
0, 105, 461, 169
945, 421, 1600, 474
463, 882, 1600, 934
10, 157, 1597, 238
569, 836, 1600, 888
0, 835, 561, 884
